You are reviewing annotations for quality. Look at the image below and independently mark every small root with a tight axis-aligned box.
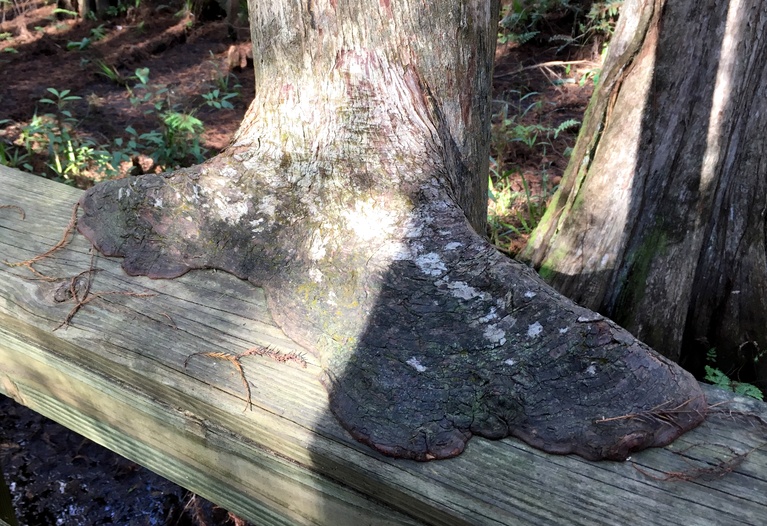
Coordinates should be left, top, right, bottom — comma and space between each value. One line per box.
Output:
4, 202, 79, 280
161, 312, 178, 330
184, 345, 309, 412
185, 351, 253, 411
53, 250, 155, 330
632, 441, 764, 482
242, 345, 308, 368
628, 400, 767, 482
595, 397, 705, 428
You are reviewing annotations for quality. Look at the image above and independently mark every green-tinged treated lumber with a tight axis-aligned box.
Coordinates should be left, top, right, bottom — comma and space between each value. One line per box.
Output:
1, 165, 766, 525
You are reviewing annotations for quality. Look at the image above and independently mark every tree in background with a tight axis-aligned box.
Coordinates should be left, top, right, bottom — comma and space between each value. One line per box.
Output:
522, 0, 767, 391
76, 0, 704, 461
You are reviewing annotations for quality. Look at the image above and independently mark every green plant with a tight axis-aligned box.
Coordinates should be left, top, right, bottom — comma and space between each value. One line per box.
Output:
105, 0, 139, 17
127, 69, 208, 168
499, 1, 621, 51
583, 1, 622, 37
202, 88, 237, 110
207, 52, 241, 98
487, 158, 556, 252
95, 60, 137, 86
66, 37, 91, 51
704, 348, 764, 401
553, 118, 580, 139
0, 140, 31, 170
12, 89, 118, 180
498, 1, 579, 45
52, 8, 79, 18
90, 24, 107, 41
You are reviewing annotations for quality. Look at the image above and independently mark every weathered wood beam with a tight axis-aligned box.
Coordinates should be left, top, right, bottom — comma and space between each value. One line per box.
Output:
1, 165, 766, 525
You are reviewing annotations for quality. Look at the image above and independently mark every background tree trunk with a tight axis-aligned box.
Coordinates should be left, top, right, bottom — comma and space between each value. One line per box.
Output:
77, 0, 705, 461
521, 0, 767, 389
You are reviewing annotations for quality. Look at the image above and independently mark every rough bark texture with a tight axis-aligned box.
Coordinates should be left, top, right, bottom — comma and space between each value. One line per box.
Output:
521, 0, 767, 388
77, 0, 705, 461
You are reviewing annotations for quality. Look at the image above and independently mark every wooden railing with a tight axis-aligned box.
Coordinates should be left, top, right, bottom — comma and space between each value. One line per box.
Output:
1, 165, 765, 525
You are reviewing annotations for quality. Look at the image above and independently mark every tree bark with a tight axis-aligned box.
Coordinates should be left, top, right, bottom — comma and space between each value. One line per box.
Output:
521, 0, 767, 389
77, 0, 705, 461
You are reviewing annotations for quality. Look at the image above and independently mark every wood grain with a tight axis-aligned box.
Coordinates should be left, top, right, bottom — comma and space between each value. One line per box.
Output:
1, 165, 766, 525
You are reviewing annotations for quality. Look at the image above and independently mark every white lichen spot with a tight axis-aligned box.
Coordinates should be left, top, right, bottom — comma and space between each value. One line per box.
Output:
327, 290, 337, 306
527, 321, 543, 338
257, 195, 277, 218
309, 233, 327, 261
504, 358, 516, 366
586, 364, 597, 376
249, 218, 264, 233
415, 252, 446, 276
578, 314, 603, 323
445, 241, 463, 251
308, 267, 323, 283
216, 198, 249, 225
524, 291, 536, 298
221, 166, 238, 178
484, 324, 506, 344
478, 307, 498, 323
153, 197, 163, 208
118, 187, 124, 201
447, 281, 482, 300
600, 254, 610, 268
406, 357, 427, 372
405, 223, 424, 239
559, 327, 569, 334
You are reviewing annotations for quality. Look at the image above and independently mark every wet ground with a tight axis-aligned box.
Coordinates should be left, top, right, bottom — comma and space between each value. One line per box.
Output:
0, 394, 249, 525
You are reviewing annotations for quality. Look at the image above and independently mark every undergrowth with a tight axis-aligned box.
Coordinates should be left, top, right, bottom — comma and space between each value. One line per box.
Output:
704, 347, 764, 401
0, 62, 240, 184
488, 1, 620, 255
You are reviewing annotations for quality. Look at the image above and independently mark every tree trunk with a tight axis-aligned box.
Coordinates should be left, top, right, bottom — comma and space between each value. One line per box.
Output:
521, 0, 767, 389
76, 0, 705, 461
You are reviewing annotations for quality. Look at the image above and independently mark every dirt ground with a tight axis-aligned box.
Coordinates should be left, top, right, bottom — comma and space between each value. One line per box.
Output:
0, 2, 598, 525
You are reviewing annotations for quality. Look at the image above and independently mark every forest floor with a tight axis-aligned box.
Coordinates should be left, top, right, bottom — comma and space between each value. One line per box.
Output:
0, 2, 600, 525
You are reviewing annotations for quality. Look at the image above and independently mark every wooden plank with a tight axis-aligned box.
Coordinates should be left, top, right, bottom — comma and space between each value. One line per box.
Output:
1, 165, 766, 525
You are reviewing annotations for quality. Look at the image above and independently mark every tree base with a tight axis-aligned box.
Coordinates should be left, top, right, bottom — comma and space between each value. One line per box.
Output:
78, 151, 706, 461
